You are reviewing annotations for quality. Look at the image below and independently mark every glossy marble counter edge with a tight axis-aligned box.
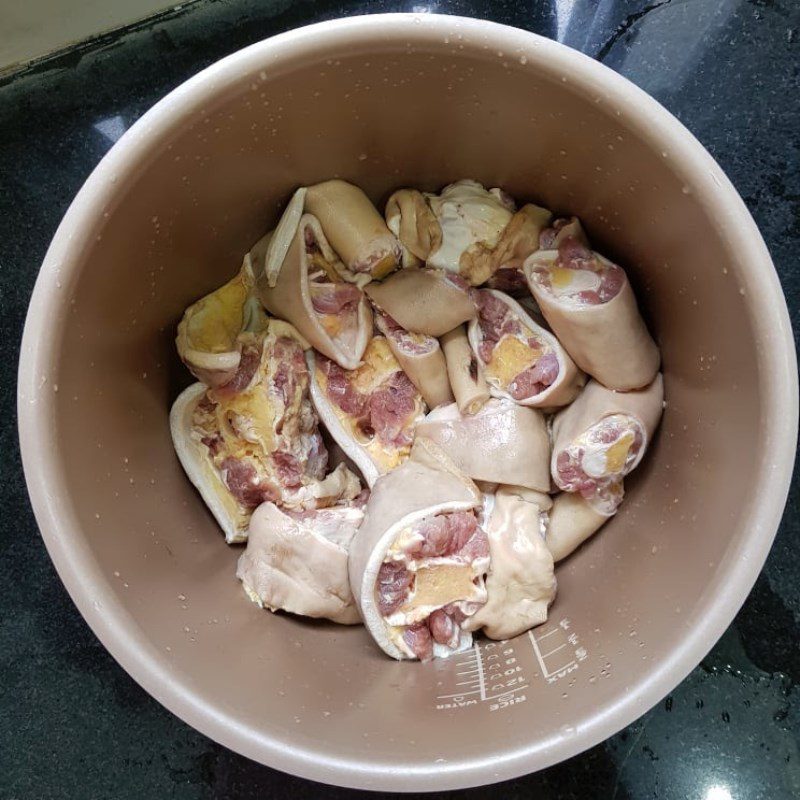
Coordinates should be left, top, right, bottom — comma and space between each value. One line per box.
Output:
1, 1, 798, 798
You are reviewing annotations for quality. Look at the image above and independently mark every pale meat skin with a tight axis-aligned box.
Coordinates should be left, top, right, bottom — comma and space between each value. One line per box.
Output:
385, 188, 442, 263
464, 492, 556, 640
525, 238, 660, 390
305, 179, 401, 280
550, 375, 664, 515
440, 324, 491, 415
494, 203, 553, 263
257, 214, 373, 370
416, 399, 551, 492
546, 492, 612, 562
365, 268, 476, 337
237, 502, 363, 624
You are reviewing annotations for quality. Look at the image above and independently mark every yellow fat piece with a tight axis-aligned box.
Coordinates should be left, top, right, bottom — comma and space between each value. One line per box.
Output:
351, 337, 398, 394
207, 347, 281, 460
309, 251, 342, 282
485, 335, 540, 387
549, 266, 575, 289
319, 314, 342, 337
604, 431, 635, 473
185, 275, 248, 353
215, 390, 277, 458
191, 388, 271, 533
369, 252, 399, 280
400, 564, 478, 612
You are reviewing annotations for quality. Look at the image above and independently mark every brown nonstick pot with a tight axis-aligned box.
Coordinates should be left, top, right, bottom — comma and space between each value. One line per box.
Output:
17, 14, 797, 791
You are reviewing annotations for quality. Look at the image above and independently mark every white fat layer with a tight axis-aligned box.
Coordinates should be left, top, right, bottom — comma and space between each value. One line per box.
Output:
549, 268, 601, 298
170, 383, 245, 544
387, 525, 422, 557
386, 545, 491, 574
539, 510, 550, 541
307, 506, 365, 548
427, 217, 481, 272
581, 445, 609, 479
426, 180, 512, 271
480, 493, 496, 528
434, 630, 473, 659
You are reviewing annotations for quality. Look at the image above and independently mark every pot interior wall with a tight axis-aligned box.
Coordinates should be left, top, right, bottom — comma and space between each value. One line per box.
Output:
45, 30, 760, 774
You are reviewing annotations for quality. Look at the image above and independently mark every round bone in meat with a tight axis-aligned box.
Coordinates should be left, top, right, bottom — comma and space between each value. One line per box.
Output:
551, 374, 664, 489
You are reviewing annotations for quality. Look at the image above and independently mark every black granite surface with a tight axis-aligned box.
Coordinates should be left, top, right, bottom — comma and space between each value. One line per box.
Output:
1, 0, 798, 797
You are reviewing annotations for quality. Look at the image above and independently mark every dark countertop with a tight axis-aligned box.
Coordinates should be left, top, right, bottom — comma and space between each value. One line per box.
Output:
1, 1, 798, 798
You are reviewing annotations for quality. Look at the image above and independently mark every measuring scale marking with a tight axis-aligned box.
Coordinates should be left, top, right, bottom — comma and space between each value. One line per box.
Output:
434, 617, 587, 711
529, 617, 587, 683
